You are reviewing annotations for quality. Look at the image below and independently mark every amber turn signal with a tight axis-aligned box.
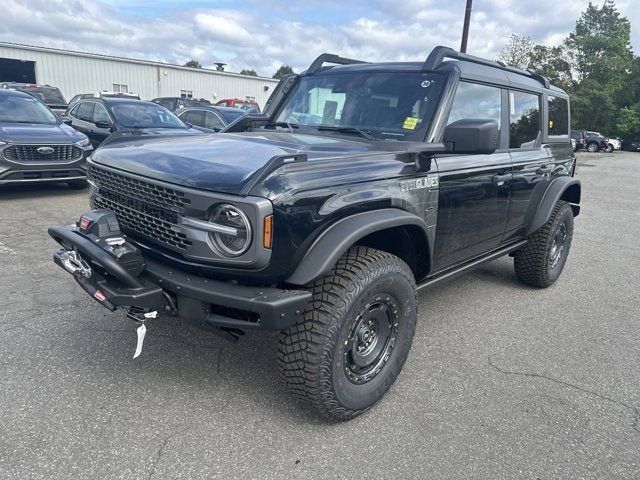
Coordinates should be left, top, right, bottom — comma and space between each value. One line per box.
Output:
263, 215, 273, 249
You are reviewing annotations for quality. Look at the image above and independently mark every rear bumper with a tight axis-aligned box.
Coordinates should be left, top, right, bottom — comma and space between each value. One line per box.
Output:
49, 224, 311, 331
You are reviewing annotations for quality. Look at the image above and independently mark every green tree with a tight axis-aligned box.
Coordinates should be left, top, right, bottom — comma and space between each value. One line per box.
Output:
240, 69, 258, 76
527, 45, 573, 91
184, 59, 202, 68
498, 34, 534, 69
273, 65, 294, 80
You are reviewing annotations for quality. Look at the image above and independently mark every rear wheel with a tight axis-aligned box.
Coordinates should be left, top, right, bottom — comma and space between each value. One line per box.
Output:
278, 247, 417, 421
514, 201, 574, 288
605, 144, 614, 153
586, 142, 599, 153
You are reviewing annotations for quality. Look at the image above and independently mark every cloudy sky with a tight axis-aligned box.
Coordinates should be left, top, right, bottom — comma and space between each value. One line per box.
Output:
1, 0, 638, 77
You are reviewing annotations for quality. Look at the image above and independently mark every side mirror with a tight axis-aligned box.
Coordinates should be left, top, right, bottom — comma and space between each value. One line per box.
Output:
95, 120, 113, 131
443, 119, 499, 154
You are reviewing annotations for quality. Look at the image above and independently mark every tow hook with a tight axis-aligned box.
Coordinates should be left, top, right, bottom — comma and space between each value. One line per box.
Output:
127, 307, 158, 359
59, 249, 92, 278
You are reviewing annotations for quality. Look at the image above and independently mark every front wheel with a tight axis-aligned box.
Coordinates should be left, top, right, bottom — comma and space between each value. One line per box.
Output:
278, 247, 417, 421
586, 142, 599, 153
605, 144, 614, 153
514, 201, 574, 288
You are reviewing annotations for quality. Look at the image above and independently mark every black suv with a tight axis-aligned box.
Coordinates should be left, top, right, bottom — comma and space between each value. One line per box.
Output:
49, 47, 580, 420
1, 82, 68, 116
66, 98, 200, 147
571, 129, 609, 153
0, 89, 92, 187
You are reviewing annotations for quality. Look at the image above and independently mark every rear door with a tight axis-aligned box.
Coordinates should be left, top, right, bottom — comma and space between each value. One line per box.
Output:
503, 90, 550, 240
432, 81, 512, 271
90, 102, 114, 146
69, 101, 94, 137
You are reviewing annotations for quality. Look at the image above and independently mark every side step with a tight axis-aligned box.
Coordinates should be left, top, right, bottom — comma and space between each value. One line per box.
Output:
418, 240, 527, 290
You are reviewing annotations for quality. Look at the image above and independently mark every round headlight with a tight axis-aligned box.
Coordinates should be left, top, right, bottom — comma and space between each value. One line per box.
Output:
208, 204, 252, 256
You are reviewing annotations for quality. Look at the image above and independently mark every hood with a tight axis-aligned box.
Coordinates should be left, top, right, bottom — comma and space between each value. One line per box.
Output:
0, 122, 85, 144
91, 131, 380, 194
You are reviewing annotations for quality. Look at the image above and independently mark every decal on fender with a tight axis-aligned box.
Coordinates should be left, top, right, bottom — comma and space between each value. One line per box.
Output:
399, 174, 439, 192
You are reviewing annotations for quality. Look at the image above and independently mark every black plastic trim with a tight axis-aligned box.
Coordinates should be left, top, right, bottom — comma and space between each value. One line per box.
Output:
526, 177, 581, 235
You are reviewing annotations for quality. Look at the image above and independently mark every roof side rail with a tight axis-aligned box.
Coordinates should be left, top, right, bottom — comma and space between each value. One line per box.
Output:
306, 53, 367, 75
423, 45, 550, 89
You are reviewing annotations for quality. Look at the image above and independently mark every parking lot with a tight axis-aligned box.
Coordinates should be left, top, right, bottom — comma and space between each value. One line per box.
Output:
0, 151, 638, 479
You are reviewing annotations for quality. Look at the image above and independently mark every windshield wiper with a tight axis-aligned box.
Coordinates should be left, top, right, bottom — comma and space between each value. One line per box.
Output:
316, 126, 377, 141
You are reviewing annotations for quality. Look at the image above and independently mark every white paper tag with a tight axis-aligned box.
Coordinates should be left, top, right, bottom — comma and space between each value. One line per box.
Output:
133, 323, 146, 359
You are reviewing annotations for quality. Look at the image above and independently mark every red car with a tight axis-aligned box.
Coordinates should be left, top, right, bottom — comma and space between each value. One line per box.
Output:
214, 98, 260, 113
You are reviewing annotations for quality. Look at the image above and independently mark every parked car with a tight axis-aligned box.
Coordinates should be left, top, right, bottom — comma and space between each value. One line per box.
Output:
570, 138, 577, 151
65, 97, 200, 147
624, 138, 640, 152
572, 129, 609, 152
175, 106, 246, 132
570, 130, 585, 151
0, 89, 92, 187
607, 137, 621, 151
0, 82, 68, 116
49, 47, 580, 421
151, 97, 211, 112
69, 91, 141, 107
214, 98, 260, 113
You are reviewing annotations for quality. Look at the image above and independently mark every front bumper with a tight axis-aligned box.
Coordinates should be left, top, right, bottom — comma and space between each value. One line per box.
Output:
49, 221, 311, 331
0, 145, 91, 185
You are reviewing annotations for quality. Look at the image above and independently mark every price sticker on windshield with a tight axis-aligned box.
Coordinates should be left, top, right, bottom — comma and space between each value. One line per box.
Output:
402, 117, 419, 130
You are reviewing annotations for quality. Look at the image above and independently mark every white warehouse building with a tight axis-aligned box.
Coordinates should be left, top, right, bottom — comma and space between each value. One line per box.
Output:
0, 42, 279, 108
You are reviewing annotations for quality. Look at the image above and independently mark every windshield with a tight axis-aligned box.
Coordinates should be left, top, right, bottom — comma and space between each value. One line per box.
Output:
275, 72, 444, 141
219, 109, 245, 123
12, 85, 66, 105
111, 103, 187, 129
0, 95, 59, 124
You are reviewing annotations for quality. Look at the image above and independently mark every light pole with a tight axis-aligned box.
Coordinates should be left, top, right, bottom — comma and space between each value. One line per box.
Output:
460, 0, 473, 53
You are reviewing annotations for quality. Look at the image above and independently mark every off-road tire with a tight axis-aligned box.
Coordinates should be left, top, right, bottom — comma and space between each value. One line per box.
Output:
278, 246, 417, 421
514, 201, 574, 288
67, 179, 88, 190
586, 142, 599, 153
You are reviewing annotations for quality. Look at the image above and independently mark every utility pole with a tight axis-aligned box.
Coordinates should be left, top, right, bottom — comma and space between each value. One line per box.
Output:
460, 0, 473, 53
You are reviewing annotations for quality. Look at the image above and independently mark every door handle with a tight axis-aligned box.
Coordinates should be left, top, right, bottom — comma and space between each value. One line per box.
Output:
492, 174, 511, 186
536, 165, 552, 175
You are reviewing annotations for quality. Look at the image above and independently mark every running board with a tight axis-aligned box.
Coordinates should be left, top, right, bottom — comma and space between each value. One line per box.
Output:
417, 240, 527, 290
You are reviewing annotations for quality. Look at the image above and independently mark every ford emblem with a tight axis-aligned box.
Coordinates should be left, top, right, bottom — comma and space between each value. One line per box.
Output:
37, 146, 55, 155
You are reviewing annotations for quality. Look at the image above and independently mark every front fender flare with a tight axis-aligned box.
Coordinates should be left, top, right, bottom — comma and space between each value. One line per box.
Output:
526, 177, 581, 236
285, 209, 428, 286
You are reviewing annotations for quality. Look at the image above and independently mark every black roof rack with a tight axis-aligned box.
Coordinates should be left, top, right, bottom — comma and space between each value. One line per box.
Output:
306, 53, 367, 75
422, 46, 550, 89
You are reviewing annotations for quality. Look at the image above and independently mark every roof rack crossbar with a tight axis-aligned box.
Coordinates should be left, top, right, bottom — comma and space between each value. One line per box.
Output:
306, 53, 367, 75
422, 46, 550, 89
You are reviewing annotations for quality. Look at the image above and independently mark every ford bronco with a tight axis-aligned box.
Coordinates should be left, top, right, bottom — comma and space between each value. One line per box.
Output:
49, 46, 580, 421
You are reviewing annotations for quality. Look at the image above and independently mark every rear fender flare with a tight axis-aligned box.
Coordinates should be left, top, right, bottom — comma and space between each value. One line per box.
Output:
525, 177, 581, 236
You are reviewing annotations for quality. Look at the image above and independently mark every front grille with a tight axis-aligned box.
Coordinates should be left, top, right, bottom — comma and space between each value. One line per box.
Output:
89, 165, 192, 251
3, 144, 82, 163
88, 165, 191, 211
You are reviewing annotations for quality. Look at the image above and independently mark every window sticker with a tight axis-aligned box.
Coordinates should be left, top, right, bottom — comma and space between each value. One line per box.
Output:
402, 117, 419, 130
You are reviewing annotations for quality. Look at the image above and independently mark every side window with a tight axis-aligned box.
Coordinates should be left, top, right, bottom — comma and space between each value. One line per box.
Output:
92, 104, 110, 123
548, 96, 568, 138
69, 103, 81, 117
183, 110, 205, 127
204, 112, 225, 130
447, 82, 501, 147
76, 102, 94, 122
158, 99, 174, 110
509, 91, 540, 148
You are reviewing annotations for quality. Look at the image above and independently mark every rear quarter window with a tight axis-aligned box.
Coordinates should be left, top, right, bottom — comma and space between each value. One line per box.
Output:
548, 96, 569, 138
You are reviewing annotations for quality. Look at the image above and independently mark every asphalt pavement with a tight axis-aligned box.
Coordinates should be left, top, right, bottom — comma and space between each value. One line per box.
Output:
0, 151, 639, 479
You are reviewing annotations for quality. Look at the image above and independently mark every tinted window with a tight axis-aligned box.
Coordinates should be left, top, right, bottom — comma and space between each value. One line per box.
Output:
447, 82, 501, 147
93, 103, 110, 123
276, 72, 444, 141
76, 102, 94, 122
0, 95, 58, 124
204, 111, 225, 130
509, 91, 540, 148
111, 102, 185, 128
12, 85, 66, 105
155, 99, 175, 110
548, 96, 568, 137
218, 109, 245, 124
181, 110, 205, 127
